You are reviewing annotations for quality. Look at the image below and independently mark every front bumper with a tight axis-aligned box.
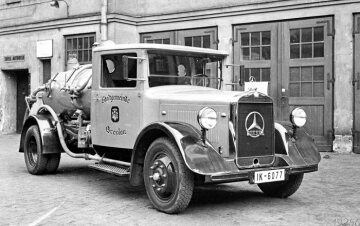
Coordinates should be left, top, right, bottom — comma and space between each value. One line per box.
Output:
205, 164, 318, 183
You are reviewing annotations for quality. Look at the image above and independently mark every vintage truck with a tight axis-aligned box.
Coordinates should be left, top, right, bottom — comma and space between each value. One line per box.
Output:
19, 42, 320, 213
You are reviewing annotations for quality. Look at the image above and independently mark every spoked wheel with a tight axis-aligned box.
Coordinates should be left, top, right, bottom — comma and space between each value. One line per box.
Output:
144, 137, 194, 214
24, 125, 49, 175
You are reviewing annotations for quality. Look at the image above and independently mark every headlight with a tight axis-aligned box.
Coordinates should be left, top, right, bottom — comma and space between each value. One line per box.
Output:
197, 107, 217, 130
290, 107, 307, 127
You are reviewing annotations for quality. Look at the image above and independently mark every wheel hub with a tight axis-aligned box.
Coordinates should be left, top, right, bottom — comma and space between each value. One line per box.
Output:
149, 156, 174, 198
28, 137, 38, 165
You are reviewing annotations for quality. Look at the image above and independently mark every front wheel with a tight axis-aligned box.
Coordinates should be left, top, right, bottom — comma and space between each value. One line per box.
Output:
24, 125, 49, 175
144, 137, 194, 214
258, 173, 304, 198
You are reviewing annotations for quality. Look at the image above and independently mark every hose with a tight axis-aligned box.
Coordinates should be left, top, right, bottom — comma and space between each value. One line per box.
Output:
37, 105, 131, 167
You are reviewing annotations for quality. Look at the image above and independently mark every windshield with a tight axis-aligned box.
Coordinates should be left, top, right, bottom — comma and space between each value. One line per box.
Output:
148, 50, 223, 89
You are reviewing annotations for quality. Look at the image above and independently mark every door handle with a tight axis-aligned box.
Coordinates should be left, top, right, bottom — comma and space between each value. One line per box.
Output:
353, 72, 360, 90
327, 73, 335, 90
280, 88, 288, 105
93, 94, 101, 101
239, 65, 245, 86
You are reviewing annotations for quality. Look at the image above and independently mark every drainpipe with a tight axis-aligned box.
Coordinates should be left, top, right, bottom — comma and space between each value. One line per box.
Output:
101, 0, 108, 42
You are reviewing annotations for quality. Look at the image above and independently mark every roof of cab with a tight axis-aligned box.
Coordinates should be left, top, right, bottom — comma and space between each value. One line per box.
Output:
93, 41, 228, 56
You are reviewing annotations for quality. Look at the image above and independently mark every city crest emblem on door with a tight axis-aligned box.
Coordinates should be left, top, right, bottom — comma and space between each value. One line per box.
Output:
111, 106, 119, 122
245, 111, 265, 138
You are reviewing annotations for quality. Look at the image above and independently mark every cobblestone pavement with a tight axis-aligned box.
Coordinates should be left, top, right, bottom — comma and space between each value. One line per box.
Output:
1, 134, 359, 226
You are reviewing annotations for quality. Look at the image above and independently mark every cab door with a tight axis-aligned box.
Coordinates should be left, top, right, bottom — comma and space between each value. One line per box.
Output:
91, 50, 143, 149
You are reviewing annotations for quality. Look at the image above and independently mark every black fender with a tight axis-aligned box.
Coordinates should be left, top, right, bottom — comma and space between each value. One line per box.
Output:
19, 114, 62, 154
129, 121, 238, 186
274, 122, 321, 167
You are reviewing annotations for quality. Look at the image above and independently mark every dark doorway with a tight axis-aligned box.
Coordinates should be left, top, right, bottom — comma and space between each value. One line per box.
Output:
15, 70, 30, 133
42, 59, 51, 83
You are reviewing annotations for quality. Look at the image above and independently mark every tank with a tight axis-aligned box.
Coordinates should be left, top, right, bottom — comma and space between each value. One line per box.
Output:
42, 65, 92, 119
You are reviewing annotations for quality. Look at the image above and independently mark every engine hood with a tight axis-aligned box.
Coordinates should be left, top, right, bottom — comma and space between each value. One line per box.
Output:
145, 85, 259, 105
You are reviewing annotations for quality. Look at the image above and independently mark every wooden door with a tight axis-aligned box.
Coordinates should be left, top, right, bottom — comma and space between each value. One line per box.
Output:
233, 23, 280, 117
354, 14, 360, 154
16, 70, 30, 133
233, 18, 334, 151
282, 17, 334, 151
42, 59, 51, 83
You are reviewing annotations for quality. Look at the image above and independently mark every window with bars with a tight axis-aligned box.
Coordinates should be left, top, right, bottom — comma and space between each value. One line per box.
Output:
290, 27, 324, 59
65, 34, 95, 65
241, 31, 271, 61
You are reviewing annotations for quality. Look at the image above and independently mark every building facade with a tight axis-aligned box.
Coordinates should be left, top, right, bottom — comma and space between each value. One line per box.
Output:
0, 0, 359, 153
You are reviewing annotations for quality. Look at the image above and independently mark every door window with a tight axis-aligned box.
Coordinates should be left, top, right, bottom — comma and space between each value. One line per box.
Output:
289, 66, 324, 97
290, 27, 324, 59
241, 31, 271, 61
101, 53, 137, 88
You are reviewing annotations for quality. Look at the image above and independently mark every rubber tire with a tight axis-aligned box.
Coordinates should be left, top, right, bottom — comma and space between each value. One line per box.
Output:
24, 125, 49, 175
144, 137, 194, 214
45, 153, 61, 174
258, 173, 304, 198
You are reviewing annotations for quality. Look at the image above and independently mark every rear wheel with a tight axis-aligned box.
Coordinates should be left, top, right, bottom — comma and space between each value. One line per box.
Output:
24, 125, 49, 175
258, 173, 304, 198
144, 137, 194, 214
46, 153, 61, 174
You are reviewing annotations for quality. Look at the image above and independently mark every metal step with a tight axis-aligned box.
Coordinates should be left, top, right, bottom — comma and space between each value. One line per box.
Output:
89, 162, 130, 177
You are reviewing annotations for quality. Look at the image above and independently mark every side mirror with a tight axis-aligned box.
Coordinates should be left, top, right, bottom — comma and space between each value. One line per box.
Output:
122, 55, 129, 80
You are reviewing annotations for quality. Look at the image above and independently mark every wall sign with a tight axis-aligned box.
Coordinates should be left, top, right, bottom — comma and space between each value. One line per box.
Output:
36, 40, 53, 58
4, 55, 25, 62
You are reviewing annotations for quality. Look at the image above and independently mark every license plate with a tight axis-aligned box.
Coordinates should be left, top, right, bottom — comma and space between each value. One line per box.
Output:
254, 169, 285, 184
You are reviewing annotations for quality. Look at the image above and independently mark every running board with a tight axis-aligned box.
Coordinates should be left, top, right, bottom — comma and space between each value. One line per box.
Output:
89, 162, 130, 177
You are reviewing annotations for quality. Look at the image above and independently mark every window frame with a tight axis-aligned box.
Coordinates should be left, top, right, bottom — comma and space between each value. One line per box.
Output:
100, 52, 139, 89
65, 33, 96, 66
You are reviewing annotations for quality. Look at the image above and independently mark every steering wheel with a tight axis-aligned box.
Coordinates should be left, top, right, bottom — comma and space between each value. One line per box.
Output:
192, 74, 210, 87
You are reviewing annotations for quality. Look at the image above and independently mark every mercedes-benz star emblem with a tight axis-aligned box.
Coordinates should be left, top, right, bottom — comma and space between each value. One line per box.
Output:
245, 111, 265, 138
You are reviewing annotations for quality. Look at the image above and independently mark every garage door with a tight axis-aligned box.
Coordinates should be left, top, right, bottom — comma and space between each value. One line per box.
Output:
233, 17, 334, 151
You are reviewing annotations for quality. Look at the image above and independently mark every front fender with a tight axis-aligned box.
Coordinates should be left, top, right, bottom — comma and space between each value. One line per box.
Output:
274, 122, 321, 167
163, 122, 238, 175
129, 122, 238, 186
19, 114, 62, 154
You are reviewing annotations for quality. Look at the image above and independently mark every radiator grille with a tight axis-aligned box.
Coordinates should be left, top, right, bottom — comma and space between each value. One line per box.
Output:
237, 102, 274, 159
